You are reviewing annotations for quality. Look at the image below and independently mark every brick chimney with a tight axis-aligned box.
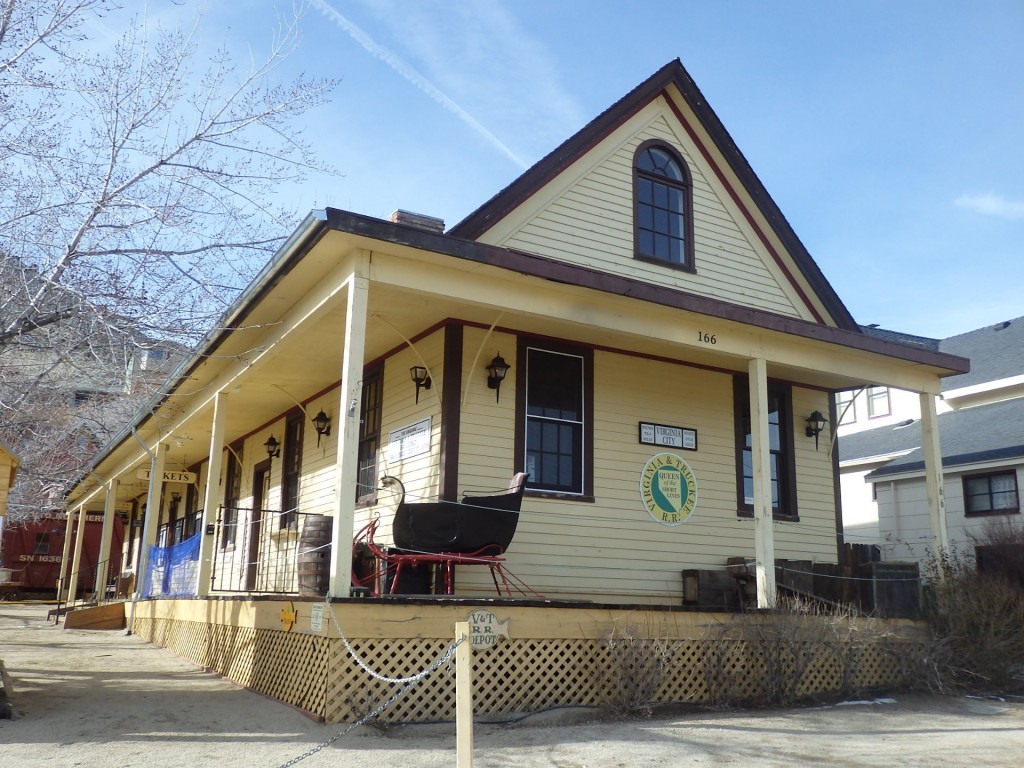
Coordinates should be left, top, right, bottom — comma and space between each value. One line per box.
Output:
389, 210, 445, 234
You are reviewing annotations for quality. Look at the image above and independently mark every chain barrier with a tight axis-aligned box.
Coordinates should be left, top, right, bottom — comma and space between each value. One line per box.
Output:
273, 597, 464, 767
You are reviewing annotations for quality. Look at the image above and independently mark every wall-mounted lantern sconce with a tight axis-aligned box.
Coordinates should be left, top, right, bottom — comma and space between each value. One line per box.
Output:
264, 435, 281, 459
486, 354, 511, 403
410, 366, 431, 403
805, 410, 827, 450
312, 410, 331, 446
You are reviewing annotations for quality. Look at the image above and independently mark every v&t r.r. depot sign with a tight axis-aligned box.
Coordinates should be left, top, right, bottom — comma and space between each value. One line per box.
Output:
135, 469, 197, 484
467, 610, 510, 651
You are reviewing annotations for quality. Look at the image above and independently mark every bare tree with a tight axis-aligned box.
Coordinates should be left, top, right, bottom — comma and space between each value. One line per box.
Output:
0, 0, 336, 519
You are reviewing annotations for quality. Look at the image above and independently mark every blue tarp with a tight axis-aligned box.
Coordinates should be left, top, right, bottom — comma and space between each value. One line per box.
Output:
143, 533, 200, 597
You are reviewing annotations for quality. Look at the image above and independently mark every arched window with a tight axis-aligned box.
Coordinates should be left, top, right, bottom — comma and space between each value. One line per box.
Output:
634, 141, 693, 270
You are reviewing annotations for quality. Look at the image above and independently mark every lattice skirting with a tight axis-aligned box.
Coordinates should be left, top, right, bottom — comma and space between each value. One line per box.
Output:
131, 607, 921, 724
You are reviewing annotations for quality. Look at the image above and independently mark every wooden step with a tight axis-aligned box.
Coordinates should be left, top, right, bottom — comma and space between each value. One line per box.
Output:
63, 602, 126, 630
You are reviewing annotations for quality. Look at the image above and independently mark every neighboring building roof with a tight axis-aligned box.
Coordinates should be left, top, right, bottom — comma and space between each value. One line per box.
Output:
863, 397, 1024, 479
859, 325, 940, 352
939, 316, 1024, 391
838, 417, 922, 465
448, 58, 860, 333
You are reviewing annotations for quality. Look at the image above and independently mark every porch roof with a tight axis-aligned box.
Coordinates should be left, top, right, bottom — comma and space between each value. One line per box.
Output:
66, 206, 968, 506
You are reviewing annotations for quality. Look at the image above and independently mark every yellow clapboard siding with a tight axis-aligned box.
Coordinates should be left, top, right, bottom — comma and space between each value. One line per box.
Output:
450, 346, 838, 602
494, 110, 810, 321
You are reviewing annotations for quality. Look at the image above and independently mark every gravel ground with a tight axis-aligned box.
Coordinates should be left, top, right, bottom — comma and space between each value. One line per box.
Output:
1, 602, 1023, 767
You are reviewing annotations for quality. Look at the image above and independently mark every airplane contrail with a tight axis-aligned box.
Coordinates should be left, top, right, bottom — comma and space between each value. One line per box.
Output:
310, 0, 528, 170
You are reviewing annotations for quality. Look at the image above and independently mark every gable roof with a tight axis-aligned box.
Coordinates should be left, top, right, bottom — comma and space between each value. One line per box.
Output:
861, 397, 1024, 479
939, 315, 1024, 391
449, 58, 859, 332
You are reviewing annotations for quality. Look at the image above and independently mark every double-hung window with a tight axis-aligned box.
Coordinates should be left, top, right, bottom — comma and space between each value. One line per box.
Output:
281, 410, 304, 529
963, 471, 1019, 516
734, 377, 797, 519
357, 365, 383, 503
836, 390, 857, 425
866, 386, 890, 418
517, 342, 593, 496
634, 140, 694, 270
221, 442, 242, 548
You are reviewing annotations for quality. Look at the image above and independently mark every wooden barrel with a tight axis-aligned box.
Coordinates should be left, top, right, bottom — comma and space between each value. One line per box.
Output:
297, 515, 332, 596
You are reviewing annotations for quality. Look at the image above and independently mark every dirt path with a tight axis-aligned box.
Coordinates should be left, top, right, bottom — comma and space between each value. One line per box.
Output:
1, 603, 1023, 767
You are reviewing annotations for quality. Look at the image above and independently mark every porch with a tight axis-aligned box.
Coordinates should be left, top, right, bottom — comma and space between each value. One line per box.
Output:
144, 509, 920, 621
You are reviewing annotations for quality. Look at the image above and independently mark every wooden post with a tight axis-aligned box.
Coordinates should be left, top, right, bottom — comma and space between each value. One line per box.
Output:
329, 273, 369, 598
96, 479, 119, 603
919, 392, 948, 557
197, 392, 228, 597
56, 506, 79, 603
455, 621, 473, 768
67, 502, 88, 602
748, 357, 777, 608
135, 443, 167, 596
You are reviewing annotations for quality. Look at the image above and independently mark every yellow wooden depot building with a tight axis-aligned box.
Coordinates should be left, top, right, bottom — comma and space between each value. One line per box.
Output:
63, 60, 967, 721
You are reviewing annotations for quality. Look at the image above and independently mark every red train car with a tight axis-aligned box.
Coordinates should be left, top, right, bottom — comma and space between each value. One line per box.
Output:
0, 512, 125, 600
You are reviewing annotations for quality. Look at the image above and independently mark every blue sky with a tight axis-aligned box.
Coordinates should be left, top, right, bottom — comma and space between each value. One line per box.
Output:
149, 1, 1024, 339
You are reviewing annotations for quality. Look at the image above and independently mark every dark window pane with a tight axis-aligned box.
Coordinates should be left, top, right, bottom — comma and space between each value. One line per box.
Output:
655, 234, 669, 258
654, 208, 669, 232
639, 230, 653, 255
669, 237, 684, 263
639, 202, 654, 230
669, 212, 681, 238
638, 178, 653, 204
541, 452, 558, 481
559, 454, 574, 487
654, 182, 668, 208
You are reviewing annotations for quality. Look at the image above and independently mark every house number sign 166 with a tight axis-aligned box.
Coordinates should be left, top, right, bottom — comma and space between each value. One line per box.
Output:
697, 331, 717, 344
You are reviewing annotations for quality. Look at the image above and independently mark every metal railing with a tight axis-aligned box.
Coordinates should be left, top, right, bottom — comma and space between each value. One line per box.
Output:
209, 506, 322, 594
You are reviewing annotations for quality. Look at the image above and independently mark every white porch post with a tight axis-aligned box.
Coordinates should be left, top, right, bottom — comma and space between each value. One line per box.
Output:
749, 357, 777, 608
55, 512, 76, 602
197, 392, 228, 597
96, 479, 119, 603
329, 275, 369, 598
57, 506, 80, 602
135, 442, 168, 598
68, 503, 88, 601
919, 392, 948, 556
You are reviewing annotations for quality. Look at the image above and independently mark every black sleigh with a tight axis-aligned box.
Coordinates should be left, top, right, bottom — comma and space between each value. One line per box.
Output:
389, 472, 528, 556
354, 473, 536, 596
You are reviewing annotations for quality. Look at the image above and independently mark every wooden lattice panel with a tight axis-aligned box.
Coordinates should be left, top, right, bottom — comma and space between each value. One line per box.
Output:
132, 616, 330, 720
248, 631, 329, 714
325, 638, 456, 723
131, 602, 926, 724
657, 640, 708, 703
480, 639, 605, 713
797, 645, 844, 696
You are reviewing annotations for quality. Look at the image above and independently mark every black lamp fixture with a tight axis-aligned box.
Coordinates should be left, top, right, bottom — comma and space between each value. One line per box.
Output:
410, 365, 431, 403
486, 353, 511, 403
264, 435, 281, 459
805, 410, 827, 450
312, 409, 331, 446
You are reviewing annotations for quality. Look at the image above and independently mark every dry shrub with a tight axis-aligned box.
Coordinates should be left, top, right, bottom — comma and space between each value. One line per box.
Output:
703, 597, 913, 707
600, 621, 683, 717
922, 538, 1024, 694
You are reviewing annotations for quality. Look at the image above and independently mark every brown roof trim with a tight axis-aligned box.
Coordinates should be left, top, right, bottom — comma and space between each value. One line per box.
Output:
447, 59, 858, 332
325, 208, 969, 375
